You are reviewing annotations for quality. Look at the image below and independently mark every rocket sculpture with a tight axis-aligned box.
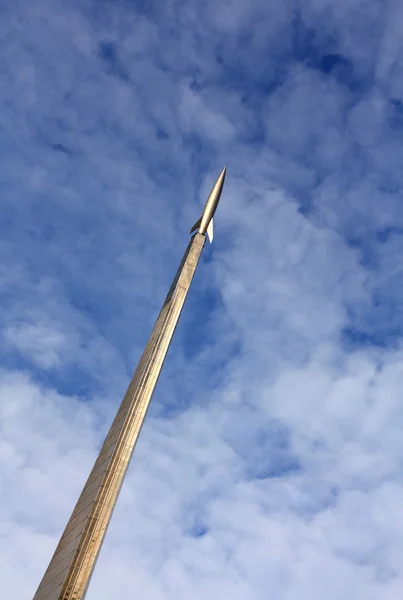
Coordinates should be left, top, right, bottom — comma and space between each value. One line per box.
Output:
33, 166, 226, 600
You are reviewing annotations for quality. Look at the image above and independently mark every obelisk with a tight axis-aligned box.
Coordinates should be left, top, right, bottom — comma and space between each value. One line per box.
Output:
33, 166, 226, 600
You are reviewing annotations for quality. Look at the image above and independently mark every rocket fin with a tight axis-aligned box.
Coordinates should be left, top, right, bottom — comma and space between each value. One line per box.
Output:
207, 218, 214, 243
190, 216, 202, 235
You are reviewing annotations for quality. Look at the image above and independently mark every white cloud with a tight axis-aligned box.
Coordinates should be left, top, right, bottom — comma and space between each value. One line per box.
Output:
3, 0, 403, 599
3, 322, 67, 368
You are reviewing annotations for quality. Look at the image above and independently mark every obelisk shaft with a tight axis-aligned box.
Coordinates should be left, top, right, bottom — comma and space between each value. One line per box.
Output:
33, 233, 206, 600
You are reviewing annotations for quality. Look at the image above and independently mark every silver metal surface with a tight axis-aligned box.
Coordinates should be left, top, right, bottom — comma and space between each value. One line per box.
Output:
32, 234, 206, 600
32, 167, 226, 600
190, 166, 226, 241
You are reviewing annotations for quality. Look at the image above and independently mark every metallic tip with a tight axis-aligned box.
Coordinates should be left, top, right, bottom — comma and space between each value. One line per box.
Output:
208, 165, 227, 207
190, 166, 227, 239
217, 165, 227, 186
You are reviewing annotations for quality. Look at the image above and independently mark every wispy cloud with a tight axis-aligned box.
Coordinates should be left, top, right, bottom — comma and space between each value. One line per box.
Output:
2, 0, 403, 598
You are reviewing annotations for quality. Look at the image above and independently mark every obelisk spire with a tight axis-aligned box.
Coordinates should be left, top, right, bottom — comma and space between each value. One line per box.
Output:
32, 167, 226, 600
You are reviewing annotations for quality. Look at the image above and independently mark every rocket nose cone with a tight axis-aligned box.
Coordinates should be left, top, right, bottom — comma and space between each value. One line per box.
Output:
218, 165, 227, 185
211, 166, 227, 202
194, 165, 227, 237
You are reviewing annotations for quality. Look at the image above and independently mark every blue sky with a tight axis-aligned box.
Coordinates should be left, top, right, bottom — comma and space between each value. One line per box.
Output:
2, 0, 403, 598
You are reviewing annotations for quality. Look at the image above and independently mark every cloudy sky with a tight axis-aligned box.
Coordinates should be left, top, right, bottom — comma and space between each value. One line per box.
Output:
2, 0, 403, 598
